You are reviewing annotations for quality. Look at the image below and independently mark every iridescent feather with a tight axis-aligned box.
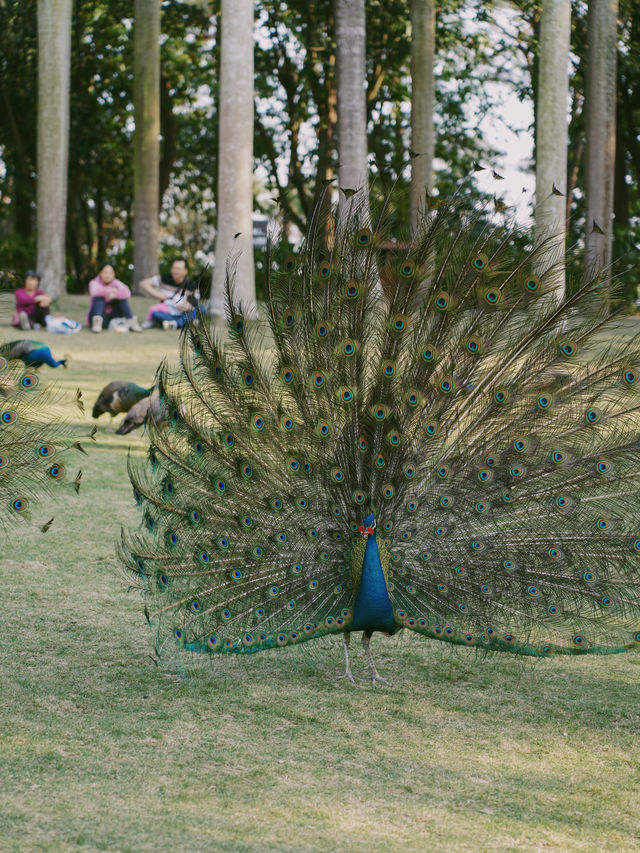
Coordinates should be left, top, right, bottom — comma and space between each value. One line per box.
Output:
121, 192, 640, 677
0, 355, 91, 530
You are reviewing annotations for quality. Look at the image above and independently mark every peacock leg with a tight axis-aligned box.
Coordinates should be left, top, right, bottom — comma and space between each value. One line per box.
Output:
339, 631, 355, 683
362, 632, 390, 686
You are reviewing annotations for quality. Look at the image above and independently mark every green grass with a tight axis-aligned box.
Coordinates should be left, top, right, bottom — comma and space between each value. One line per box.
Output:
1, 297, 640, 852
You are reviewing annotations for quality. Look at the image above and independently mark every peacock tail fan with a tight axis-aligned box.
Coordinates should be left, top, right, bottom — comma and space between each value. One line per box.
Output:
121, 191, 640, 670
0, 355, 92, 530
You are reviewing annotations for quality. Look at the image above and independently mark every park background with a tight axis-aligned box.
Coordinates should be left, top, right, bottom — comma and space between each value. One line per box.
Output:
1, 1, 640, 851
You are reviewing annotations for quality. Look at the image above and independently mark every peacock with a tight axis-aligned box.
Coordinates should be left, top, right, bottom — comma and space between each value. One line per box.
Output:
92, 381, 153, 420
121, 191, 640, 682
0, 339, 68, 370
0, 354, 92, 530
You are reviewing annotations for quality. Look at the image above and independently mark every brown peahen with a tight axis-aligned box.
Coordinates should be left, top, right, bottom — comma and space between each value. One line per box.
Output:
115, 394, 166, 435
92, 381, 154, 420
121, 191, 640, 682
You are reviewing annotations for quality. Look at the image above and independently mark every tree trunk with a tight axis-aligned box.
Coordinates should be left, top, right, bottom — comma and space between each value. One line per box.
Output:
159, 73, 178, 202
584, 0, 618, 276
37, 0, 72, 298
335, 0, 368, 199
210, 0, 256, 319
133, 0, 161, 292
535, 0, 571, 300
410, 0, 436, 233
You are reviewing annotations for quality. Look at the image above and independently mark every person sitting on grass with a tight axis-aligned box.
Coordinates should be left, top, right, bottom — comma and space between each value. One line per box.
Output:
12, 270, 52, 330
88, 263, 142, 333
139, 258, 202, 330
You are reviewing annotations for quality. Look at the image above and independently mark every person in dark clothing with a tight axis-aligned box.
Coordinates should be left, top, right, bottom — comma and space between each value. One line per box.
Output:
139, 258, 202, 330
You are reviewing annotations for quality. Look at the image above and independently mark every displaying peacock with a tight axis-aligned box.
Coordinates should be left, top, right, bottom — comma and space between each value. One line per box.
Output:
0, 354, 91, 530
121, 191, 640, 682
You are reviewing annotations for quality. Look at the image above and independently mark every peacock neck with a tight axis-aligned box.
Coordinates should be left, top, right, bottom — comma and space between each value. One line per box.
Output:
351, 532, 395, 633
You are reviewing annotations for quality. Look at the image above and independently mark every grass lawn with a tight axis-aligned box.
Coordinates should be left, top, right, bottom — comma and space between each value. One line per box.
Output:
1, 295, 639, 852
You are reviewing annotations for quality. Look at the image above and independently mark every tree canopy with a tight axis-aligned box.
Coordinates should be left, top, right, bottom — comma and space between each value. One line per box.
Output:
0, 0, 638, 299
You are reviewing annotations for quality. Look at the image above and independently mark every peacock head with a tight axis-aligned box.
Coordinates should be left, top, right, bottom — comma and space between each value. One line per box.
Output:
358, 511, 376, 538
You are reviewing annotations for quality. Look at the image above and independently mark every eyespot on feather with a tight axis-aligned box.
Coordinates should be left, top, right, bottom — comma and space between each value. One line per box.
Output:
481, 286, 501, 305
421, 343, 438, 363
315, 321, 331, 339
317, 260, 331, 279
20, 374, 38, 389
471, 252, 488, 271
434, 292, 450, 311
344, 281, 360, 299
465, 336, 483, 355
281, 308, 296, 328
391, 314, 407, 333
355, 227, 372, 246
559, 339, 578, 359
522, 274, 542, 294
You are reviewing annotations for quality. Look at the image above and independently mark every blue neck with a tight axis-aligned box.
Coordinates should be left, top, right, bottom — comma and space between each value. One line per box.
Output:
25, 347, 62, 368
351, 532, 395, 633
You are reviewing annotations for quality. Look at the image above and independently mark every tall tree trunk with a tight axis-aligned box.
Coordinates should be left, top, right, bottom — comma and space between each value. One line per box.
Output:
211, 0, 256, 318
535, 0, 571, 300
159, 73, 178, 201
335, 0, 368, 199
410, 0, 436, 233
133, 0, 161, 292
37, 0, 72, 298
584, 0, 618, 275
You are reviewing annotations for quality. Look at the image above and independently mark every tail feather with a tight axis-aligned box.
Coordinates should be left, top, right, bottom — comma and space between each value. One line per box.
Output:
0, 353, 87, 529
121, 191, 640, 667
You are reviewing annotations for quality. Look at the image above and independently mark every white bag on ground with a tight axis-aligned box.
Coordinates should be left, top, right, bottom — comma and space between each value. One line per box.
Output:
45, 315, 82, 334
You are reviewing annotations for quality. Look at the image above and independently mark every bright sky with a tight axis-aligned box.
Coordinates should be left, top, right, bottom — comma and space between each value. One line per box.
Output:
459, 3, 537, 223
474, 82, 535, 222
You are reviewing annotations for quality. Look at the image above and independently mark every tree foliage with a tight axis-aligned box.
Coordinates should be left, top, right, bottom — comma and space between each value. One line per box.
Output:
0, 0, 638, 298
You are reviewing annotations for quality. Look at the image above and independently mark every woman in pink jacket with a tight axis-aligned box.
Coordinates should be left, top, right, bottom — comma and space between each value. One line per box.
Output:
88, 263, 142, 333
13, 270, 51, 329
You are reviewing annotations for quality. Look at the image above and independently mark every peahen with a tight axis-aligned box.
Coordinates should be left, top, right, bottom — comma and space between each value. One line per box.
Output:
0, 339, 68, 369
0, 354, 91, 529
115, 394, 166, 436
121, 192, 640, 682
92, 381, 153, 420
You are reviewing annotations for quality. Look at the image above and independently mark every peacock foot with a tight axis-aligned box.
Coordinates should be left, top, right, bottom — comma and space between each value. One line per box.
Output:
362, 633, 391, 686
339, 632, 356, 684
366, 663, 391, 686
338, 668, 356, 684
